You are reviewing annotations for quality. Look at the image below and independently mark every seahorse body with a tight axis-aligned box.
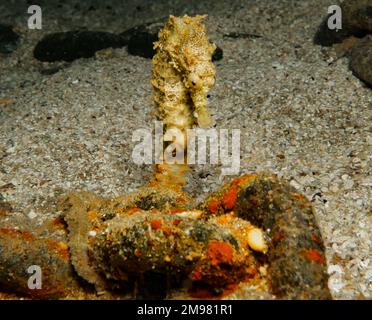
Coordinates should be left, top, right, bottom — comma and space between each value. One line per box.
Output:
152, 15, 216, 133
151, 15, 216, 186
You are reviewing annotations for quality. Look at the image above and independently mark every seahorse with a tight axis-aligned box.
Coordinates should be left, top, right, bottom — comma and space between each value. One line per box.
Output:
151, 15, 216, 187
152, 15, 216, 131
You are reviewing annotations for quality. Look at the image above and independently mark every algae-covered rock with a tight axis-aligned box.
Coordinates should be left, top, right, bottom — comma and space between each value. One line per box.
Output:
349, 35, 372, 86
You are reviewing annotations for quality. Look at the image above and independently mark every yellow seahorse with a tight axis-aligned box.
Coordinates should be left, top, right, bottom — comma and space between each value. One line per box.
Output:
151, 15, 216, 187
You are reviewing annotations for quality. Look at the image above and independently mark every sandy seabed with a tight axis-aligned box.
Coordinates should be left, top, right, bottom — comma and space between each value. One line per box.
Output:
0, 0, 371, 299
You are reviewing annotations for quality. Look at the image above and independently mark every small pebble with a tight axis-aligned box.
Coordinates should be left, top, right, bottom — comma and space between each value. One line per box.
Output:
28, 210, 37, 219
247, 228, 267, 253
88, 230, 97, 237
344, 179, 354, 190
328, 264, 343, 275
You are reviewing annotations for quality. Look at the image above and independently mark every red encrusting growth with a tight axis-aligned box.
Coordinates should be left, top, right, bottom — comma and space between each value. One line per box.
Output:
304, 248, 325, 264
231, 174, 255, 188
172, 218, 182, 226
207, 241, 233, 267
223, 186, 238, 210
310, 232, 322, 244
176, 196, 187, 203
272, 231, 285, 243
151, 218, 163, 230
134, 248, 142, 257
190, 268, 203, 281
208, 198, 220, 214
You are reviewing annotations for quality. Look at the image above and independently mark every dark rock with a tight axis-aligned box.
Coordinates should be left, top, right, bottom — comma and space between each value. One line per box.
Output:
127, 30, 159, 59
234, 177, 331, 299
120, 20, 164, 59
33, 21, 223, 62
313, 15, 362, 46
0, 228, 80, 298
0, 24, 20, 54
33, 31, 126, 62
120, 20, 165, 44
343, 0, 372, 33
314, 0, 372, 46
349, 35, 372, 87
201, 174, 332, 300
212, 46, 223, 61
314, 1, 372, 88
122, 20, 223, 61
